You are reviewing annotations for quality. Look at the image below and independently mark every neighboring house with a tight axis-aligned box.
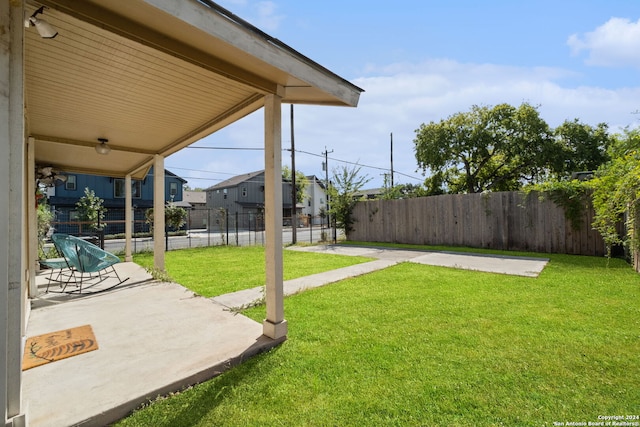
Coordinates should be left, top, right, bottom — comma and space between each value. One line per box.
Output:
571, 171, 595, 181
47, 167, 187, 234
183, 190, 207, 208
354, 187, 384, 200
182, 191, 208, 229
205, 170, 294, 229
302, 175, 328, 225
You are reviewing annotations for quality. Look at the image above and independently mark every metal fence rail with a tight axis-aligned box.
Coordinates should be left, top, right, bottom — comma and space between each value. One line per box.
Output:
50, 210, 337, 254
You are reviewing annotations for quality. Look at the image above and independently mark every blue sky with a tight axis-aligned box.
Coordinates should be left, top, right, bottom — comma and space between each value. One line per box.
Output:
169, 0, 640, 189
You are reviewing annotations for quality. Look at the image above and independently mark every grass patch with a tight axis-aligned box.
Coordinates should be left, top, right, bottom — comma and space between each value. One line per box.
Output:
133, 245, 374, 297
118, 250, 640, 426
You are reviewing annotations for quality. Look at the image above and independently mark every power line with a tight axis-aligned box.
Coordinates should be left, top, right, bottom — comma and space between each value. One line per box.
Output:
174, 147, 424, 183
396, 170, 424, 181
166, 166, 240, 176
293, 149, 423, 181
187, 146, 264, 150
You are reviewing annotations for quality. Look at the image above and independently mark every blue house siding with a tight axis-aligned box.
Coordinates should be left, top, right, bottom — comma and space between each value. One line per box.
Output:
48, 167, 186, 235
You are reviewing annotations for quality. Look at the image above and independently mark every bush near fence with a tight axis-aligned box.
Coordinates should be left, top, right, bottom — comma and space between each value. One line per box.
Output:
349, 191, 617, 257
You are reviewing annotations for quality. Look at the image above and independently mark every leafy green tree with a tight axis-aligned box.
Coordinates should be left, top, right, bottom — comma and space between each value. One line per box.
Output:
184, 185, 205, 191
37, 199, 55, 258
327, 165, 371, 236
165, 204, 187, 231
398, 183, 428, 198
591, 128, 640, 257
526, 179, 594, 231
76, 187, 106, 231
145, 203, 187, 232
553, 119, 612, 178
414, 103, 557, 193
381, 175, 427, 200
282, 166, 309, 205
380, 174, 401, 200
37, 199, 54, 240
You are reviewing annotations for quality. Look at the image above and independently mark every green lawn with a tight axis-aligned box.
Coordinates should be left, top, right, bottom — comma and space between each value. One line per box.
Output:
133, 245, 374, 297
120, 248, 640, 426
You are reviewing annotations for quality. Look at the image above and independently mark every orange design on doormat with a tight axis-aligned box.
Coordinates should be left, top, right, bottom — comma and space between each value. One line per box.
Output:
22, 324, 98, 370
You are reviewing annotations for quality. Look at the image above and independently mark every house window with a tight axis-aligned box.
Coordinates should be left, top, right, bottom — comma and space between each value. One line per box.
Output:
241, 187, 247, 197
65, 175, 76, 191
170, 182, 178, 197
223, 188, 228, 199
114, 179, 142, 198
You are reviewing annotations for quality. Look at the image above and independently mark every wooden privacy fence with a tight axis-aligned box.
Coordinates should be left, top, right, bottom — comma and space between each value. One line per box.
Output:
349, 191, 607, 256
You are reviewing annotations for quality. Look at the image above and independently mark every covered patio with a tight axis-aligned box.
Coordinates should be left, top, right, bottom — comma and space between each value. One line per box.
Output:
1, 1, 362, 425
24, 262, 279, 426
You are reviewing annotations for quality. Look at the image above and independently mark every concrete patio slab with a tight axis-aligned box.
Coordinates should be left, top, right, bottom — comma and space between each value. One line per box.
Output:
288, 244, 549, 278
24, 263, 281, 427
408, 251, 549, 277
287, 244, 424, 261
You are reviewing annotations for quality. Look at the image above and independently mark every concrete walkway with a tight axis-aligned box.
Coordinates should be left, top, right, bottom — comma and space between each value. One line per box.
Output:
213, 245, 549, 310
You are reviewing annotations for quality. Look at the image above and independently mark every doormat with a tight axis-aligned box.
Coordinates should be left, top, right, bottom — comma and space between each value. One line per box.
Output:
22, 324, 98, 371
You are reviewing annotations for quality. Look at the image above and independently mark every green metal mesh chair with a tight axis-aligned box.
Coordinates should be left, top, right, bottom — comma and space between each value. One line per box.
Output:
40, 242, 73, 288
46, 233, 128, 293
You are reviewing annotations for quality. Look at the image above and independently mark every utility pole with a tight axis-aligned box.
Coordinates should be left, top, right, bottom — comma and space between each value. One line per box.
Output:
290, 105, 297, 244
390, 132, 394, 188
322, 147, 333, 241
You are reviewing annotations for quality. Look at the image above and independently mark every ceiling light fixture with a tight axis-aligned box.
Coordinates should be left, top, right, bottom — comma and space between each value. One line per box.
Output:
95, 138, 111, 155
25, 6, 58, 39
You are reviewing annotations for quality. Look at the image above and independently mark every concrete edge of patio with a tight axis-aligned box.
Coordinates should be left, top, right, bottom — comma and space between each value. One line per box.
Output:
79, 334, 285, 427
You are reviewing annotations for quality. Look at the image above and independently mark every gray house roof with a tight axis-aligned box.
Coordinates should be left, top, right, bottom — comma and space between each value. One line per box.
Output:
206, 170, 265, 191
183, 191, 207, 204
354, 188, 385, 199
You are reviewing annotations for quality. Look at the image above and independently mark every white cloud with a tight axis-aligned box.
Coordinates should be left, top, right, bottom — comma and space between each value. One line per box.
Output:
291, 60, 640, 186
567, 17, 640, 68
171, 59, 640, 189
254, 1, 284, 31
217, 0, 284, 31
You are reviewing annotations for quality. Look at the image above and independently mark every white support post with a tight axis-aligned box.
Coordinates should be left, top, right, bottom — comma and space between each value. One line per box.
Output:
2, 0, 27, 424
262, 92, 287, 339
124, 174, 133, 262
153, 155, 166, 271
0, 1, 10, 420
28, 137, 38, 297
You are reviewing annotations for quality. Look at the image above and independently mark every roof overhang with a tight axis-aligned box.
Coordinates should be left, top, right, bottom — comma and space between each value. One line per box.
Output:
26, 0, 363, 179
